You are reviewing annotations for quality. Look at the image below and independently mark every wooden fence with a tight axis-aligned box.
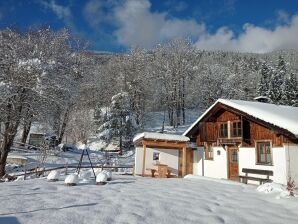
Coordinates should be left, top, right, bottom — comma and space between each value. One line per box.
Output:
14, 164, 134, 179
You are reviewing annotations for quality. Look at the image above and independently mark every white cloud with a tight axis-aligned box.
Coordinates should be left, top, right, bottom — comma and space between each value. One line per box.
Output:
113, 0, 205, 48
194, 15, 298, 53
41, 0, 75, 30
83, 0, 118, 29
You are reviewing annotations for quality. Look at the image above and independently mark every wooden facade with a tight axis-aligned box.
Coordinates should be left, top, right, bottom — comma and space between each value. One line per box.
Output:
189, 103, 296, 148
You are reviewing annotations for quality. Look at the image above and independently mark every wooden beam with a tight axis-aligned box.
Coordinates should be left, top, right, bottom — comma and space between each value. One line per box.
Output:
142, 143, 147, 177
182, 146, 187, 177
142, 139, 187, 149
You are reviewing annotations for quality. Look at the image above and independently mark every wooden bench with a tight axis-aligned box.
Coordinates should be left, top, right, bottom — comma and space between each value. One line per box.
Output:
239, 168, 273, 185
147, 168, 172, 178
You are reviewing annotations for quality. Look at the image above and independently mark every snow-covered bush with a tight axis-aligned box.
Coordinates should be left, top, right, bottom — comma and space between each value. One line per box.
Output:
47, 170, 60, 182
94, 167, 103, 176
65, 174, 78, 186
257, 182, 284, 194
287, 177, 296, 197
96, 172, 108, 185
102, 170, 112, 181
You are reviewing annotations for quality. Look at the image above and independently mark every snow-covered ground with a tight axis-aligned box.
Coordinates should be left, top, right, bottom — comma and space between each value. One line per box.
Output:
1, 175, 298, 224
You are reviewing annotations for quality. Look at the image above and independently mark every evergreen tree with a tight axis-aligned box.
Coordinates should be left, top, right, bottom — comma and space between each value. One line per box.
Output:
257, 62, 271, 97
268, 56, 287, 104
97, 92, 137, 152
282, 73, 298, 106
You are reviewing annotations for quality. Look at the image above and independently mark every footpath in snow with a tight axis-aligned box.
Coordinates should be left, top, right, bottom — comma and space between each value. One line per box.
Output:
1, 175, 298, 224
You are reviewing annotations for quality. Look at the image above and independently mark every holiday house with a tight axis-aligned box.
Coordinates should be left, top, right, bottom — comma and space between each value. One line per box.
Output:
134, 99, 298, 185
184, 99, 298, 185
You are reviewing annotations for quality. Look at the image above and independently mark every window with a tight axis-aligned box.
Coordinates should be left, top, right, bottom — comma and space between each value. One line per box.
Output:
153, 152, 160, 161
256, 142, 272, 165
205, 143, 214, 160
231, 150, 238, 163
219, 123, 228, 138
231, 121, 242, 137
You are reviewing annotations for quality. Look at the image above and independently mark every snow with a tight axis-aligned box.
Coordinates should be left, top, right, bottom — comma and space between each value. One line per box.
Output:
79, 170, 92, 181
47, 170, 60, 181
102, 170, 112, 181
256, 182, 298, 199
133, 132, 189, 143
184, 99, 298, 137
257, 182, 285, 194
96, 172, 108, 183
65, 174, 78, 185
1, 175, 298, 223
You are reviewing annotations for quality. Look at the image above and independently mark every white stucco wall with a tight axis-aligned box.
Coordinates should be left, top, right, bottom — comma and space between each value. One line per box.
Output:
285, 144, 298, 184
134, 147, 179, 176
193, 145, 291, 185
238, 147, 287, 185
193, 146, 228, 179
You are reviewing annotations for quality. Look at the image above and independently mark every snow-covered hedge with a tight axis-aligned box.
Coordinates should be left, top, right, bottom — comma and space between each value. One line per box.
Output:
96, 172, 108, 185
47, 170, 60, 182
65, 174, 78, 186
102, 170, 112, 181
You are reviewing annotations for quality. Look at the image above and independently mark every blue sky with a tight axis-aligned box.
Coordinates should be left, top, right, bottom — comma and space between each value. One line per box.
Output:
0, 0, 298, 52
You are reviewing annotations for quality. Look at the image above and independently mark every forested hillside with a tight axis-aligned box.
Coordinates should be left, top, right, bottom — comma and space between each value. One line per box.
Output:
1, 28, 297, 161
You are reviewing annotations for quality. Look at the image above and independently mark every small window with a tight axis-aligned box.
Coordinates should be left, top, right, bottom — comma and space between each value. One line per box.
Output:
153, 152, 160, 161
219, 123, 228, 138
256, 142, 272, 165
231, 121, 242, 137
231, 150, 238, 163
205, 144, 214, 160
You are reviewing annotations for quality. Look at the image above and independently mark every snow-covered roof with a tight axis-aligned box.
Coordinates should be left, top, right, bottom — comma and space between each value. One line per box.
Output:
133, 132, 190, 143
183, 99, 298, 138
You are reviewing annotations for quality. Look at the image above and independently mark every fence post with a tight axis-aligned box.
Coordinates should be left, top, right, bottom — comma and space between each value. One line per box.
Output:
65, 162, 68, 175
24, 165, 27, 180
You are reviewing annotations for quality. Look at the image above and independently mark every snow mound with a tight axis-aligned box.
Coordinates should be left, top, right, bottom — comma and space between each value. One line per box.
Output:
96, 172, 108, 184
256, 182, 296, 199
102, 170, 112, 181
47, 170, 60, 181
94, 168, 103, 176
257, 182, 285, 194
65, 174, 78, 185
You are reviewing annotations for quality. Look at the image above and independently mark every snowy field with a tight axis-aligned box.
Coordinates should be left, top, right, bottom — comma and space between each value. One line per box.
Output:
1, 175, 298, 224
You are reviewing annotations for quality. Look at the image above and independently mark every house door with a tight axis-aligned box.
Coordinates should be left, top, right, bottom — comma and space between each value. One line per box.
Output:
178, 149, 193, 177
228, 147, 239, 180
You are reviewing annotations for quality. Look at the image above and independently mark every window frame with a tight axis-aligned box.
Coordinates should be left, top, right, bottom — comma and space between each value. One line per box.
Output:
255, 141, 273, 165
231, 120, 242, 138
204, 142, 214, 160
218, 122, 228, 138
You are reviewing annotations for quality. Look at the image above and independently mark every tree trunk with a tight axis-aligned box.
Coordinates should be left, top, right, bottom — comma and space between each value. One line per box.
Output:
21, 119, 32, 146
58, 107, 70, 144
0, 89, 25, 176
0, 137, 14, 177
